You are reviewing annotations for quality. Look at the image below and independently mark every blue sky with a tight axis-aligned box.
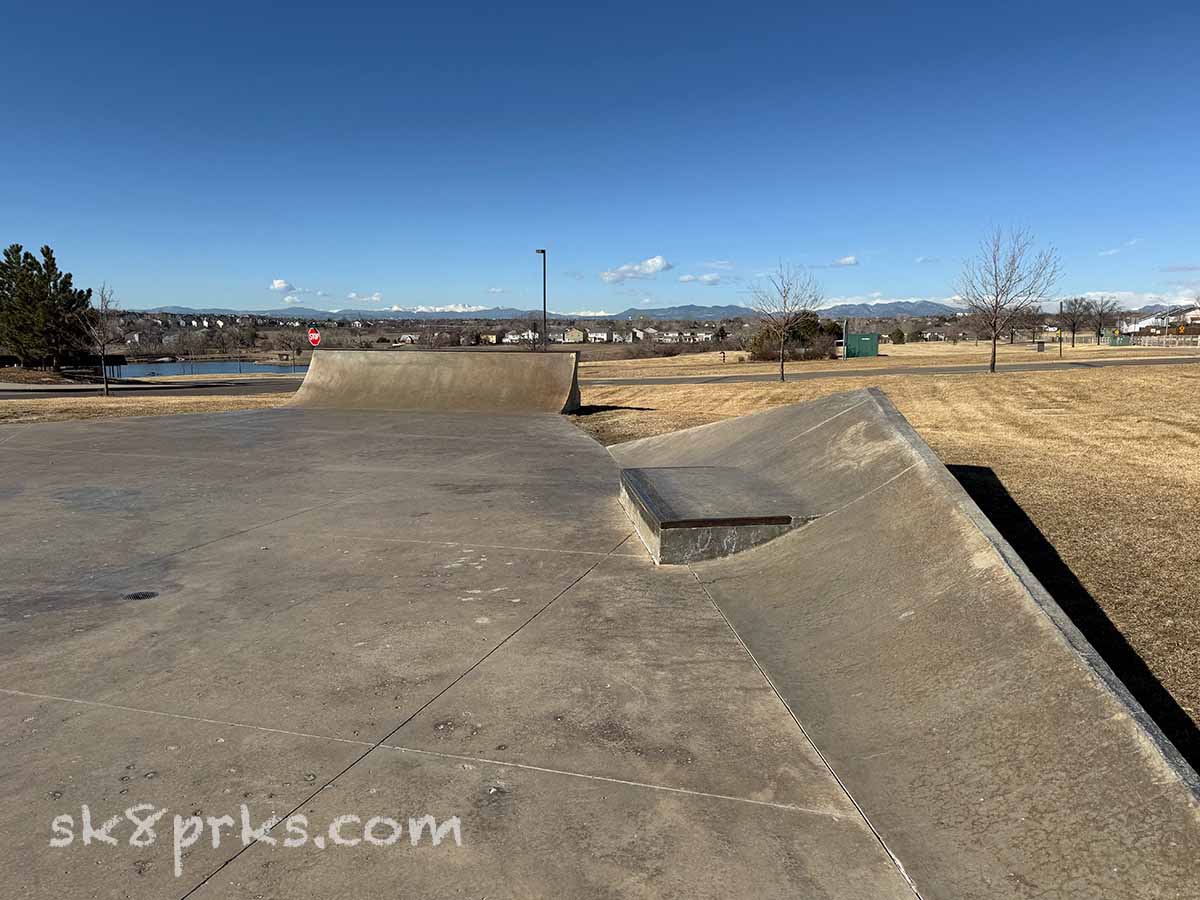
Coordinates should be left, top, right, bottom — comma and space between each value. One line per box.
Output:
4, 1, 1198, 314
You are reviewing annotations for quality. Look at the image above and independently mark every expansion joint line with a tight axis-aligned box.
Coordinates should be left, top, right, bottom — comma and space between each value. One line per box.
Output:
178, 530, 635, 900
687, 568, 926, 900
0, 687, 836, 817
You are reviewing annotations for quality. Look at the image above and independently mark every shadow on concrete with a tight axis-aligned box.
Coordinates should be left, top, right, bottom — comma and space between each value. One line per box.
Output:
950, 464, 1200, 771
571, 404, 654, 416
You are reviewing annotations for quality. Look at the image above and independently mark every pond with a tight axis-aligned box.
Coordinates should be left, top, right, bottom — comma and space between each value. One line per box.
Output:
114, 360, 308, 378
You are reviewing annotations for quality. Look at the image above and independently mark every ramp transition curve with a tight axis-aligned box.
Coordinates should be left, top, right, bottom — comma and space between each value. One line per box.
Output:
290, 348, 581, 413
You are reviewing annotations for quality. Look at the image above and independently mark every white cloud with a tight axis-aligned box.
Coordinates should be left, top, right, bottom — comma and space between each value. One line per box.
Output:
346, 291, 384, 304
600, 255, 673, 284
914, 256, 940, 264
679, 273, 721, 285
574, 309, 612, 316
1100, 238, 1142, 258
272, 278, 332, 298
831, 255, 858, 267
281, 295, 302, 305
487, 287, 505, 294
1078, 286, 1198, 308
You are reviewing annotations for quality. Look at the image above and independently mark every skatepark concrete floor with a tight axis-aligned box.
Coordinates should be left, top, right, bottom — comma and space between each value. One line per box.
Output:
0, 408, 918, 899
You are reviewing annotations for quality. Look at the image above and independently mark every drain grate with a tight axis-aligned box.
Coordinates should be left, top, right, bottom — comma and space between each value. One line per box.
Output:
122, 591, 159, 601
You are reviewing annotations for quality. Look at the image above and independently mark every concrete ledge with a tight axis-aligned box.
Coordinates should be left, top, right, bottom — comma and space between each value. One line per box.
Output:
618, 466, 805, 564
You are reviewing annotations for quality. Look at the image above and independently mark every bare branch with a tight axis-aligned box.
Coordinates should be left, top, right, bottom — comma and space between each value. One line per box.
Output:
750, 263, 823, 382
955, 226, 1061, 372
75, 282, 119, 395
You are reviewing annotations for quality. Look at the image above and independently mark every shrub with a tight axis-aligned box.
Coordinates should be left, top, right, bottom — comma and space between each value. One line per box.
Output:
746, 329, 837, 362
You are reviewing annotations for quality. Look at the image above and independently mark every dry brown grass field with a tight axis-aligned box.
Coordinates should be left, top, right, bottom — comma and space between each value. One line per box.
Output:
579, 341, 1200, 380
0, 393, 291, 425
574, 362, 1200, 756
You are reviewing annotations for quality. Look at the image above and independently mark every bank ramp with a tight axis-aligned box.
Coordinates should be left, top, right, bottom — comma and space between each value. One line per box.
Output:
610, 387, 1200, 900
290, 348, 581, 413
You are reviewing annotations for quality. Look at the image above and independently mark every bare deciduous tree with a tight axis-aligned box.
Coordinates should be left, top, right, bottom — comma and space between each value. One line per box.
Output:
277, 328, 309, 371
1060, 296, 1088, 347
1087, 295, 1121, 341
955, 226, 1061, 372
77, 282, 118, 395
750, 263, 823, 382
1007, 305, 1044, 344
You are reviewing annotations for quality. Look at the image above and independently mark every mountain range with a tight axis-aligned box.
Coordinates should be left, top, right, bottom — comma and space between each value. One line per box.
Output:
144, 300, 964, 321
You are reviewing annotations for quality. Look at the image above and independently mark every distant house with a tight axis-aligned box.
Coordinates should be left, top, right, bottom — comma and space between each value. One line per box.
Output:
1120, 304, 1200, 334
564, 327, 588, 343
503, 329, 539, 344
632, 327, 658, 341
394, 333, 421, 344
124, 332, 142, 345
587, 330, 611, 343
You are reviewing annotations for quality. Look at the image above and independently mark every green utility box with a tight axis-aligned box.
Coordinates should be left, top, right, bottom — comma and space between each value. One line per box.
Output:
845, 333, 880, 358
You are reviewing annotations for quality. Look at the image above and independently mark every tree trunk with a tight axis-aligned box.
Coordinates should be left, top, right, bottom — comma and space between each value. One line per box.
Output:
989, 335, 998, 373
779, 335, 785, 382
100, 345, 109, 396
1071, 330, 1076, 348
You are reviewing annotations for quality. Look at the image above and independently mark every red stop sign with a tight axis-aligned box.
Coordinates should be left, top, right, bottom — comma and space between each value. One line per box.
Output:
307, 327, 321, 347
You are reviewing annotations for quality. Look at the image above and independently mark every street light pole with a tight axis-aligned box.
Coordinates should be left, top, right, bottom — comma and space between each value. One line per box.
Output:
535, 249, 547, 351
1059, 300, 1063, 358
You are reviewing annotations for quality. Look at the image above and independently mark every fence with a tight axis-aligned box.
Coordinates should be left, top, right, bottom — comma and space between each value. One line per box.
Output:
1130, 335, 1200, 348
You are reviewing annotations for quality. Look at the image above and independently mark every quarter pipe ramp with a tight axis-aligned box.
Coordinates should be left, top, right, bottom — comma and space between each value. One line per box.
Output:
290, 348, 581, 413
